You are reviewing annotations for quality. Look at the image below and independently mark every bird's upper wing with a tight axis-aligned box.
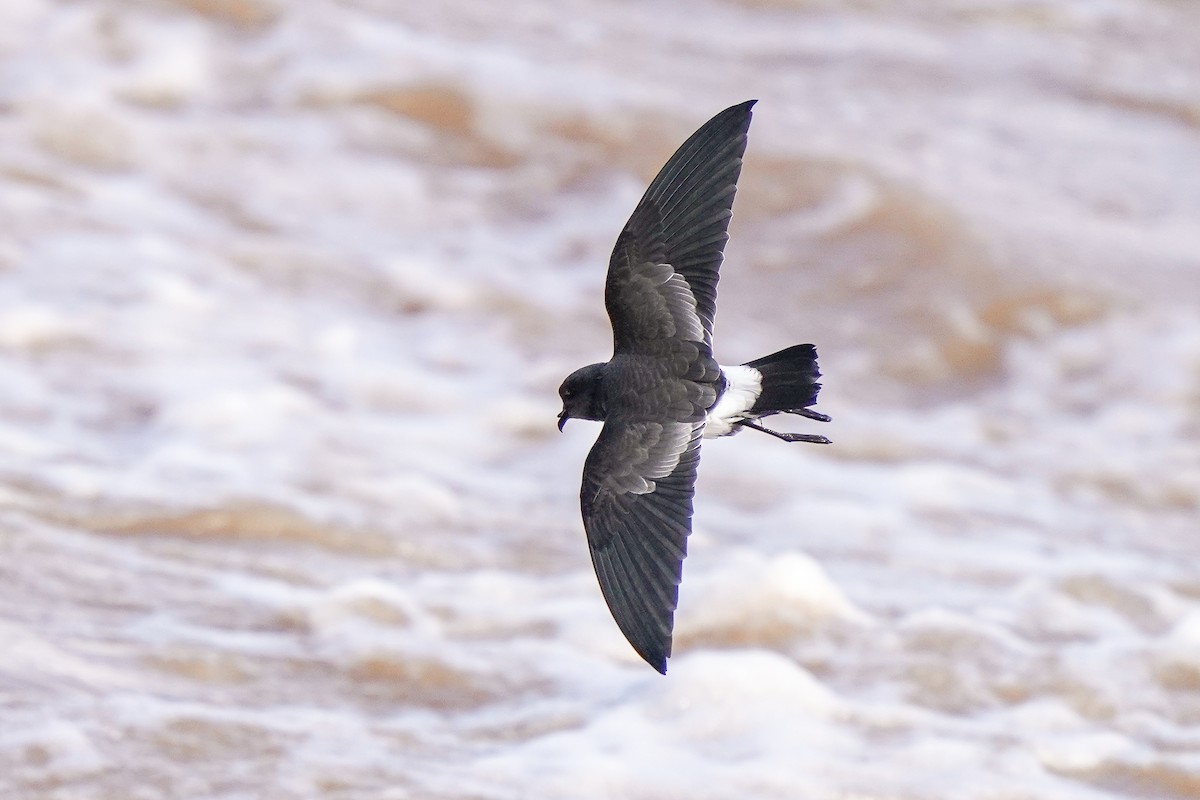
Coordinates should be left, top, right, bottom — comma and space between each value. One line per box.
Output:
581, 413, 704, 674
605, 100, 755, 354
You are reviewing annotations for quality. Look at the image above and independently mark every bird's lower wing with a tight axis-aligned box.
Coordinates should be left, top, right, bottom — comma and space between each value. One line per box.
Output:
581, 418, 703, 673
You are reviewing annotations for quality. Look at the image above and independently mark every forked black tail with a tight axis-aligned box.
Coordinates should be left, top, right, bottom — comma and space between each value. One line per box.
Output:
745, 343, 823, 415
738, 344, 830, 444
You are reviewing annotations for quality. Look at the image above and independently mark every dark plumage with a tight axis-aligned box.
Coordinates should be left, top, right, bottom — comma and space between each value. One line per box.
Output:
558, 100, 830, 673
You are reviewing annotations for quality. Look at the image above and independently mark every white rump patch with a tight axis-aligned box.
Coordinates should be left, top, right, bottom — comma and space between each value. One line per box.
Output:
704, 365, 762, 438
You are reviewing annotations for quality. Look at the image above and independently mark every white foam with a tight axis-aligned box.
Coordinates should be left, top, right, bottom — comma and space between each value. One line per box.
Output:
0, 721, 108, 784
682, 549, 869, 649
0, 305, 82, 350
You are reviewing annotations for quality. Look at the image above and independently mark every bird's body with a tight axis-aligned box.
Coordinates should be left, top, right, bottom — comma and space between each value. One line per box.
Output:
557, 100, 830, 673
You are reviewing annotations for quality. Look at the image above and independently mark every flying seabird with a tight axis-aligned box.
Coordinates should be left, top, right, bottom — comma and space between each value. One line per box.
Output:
557, 100, 831, 674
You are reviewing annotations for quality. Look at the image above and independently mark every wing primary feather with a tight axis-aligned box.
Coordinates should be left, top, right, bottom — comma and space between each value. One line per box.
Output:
646, 102, 754, 223
658, 154, 742, 231
591, 510, 661, 636
606, 530, 671, 670
620, 527, 679, 619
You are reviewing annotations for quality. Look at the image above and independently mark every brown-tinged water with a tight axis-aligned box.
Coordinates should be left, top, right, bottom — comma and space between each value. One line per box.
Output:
1, 1, 1199, 797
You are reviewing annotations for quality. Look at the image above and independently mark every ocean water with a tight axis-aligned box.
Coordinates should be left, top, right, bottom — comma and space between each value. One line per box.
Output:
1, 0, 1198, 798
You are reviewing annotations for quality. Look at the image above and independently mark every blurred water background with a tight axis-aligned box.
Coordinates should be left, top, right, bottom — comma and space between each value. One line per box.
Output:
1, 0, 1199, 798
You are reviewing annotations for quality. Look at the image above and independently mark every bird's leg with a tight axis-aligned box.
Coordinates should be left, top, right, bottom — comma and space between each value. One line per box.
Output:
740, 420, 831, 444
786, 408, 831, 423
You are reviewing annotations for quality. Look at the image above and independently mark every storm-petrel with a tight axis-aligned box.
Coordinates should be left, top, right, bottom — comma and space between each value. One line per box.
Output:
557, 100, 831, 674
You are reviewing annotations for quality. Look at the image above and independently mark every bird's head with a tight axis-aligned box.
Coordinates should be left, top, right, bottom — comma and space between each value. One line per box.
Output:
557, 363, 607, 430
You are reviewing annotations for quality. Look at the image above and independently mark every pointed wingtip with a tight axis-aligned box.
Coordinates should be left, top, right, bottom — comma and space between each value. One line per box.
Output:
624, 624, 671, 674
728, 98, 757, 116
639, 651, 668, 675
634, 640, 670, 674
